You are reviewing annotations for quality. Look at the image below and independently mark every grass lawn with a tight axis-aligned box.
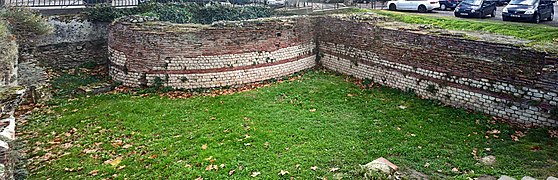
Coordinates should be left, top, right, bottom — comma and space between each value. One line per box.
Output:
21, 70, 558, 179
367, 10, 558, 52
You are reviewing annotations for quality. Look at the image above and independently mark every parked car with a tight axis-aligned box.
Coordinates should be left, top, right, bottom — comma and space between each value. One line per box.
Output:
387, 0, 440, 13
496, 0, 510, 5
267, 0, 286, 7
502, 0, 554, 23
439, 0, 460, 10
454, 0, 497, 17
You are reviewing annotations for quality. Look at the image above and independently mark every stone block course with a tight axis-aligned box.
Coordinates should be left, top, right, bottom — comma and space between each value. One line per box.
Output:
316, 16, 558, 127
108, 15, 558, 127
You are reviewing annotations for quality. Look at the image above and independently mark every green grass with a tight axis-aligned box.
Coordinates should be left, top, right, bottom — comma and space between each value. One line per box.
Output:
372, 10, 558, 46
22, 70, 558, 179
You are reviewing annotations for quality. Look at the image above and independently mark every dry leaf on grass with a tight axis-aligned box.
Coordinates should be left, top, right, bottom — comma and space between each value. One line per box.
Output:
278, 170, 289, 176
89, 170, 99, 176
251, 171, 261, 177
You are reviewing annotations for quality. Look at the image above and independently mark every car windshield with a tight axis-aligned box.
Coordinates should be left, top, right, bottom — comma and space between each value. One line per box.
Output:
508, 0, 537, 5
462, 0, 482, 5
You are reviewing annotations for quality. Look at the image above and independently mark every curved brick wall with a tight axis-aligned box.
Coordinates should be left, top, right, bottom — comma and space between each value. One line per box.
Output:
316, 15, 558, 127
108, 14, 558, 127
108, 17, 316, 88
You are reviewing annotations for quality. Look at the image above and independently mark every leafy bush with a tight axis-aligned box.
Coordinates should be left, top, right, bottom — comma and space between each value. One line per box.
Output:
155, 4, 193, 23
0, 21, 9, 41
0, 7, 53, 41
84, 4, 140, 22
178, 3, 272, 24
83, 3, 273, 24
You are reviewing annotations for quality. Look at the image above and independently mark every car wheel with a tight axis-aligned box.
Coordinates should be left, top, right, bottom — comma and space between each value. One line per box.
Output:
548, 12, 554, 21
533, 13, 540, 23
491, 10, 496, 17
418, 5, 427, 13
389, 4, 396, 11
440, 4, 447, 10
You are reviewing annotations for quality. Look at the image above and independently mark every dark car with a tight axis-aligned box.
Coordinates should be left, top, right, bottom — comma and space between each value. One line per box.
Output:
454, 0, 497, 17
496, 0, 510, 5
439, 0, 460, 10
502, 0, 555, 23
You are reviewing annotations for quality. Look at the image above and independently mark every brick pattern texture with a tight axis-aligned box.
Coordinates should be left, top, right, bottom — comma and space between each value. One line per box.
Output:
108, 17, 316, 88
108, 15, 558, 127
316, 16, 558, 127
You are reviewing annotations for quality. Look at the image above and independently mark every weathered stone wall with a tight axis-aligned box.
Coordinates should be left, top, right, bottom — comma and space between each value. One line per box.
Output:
108, 16, 317, 88
0, 33, 18, 87
316, 16, 558, 127
18, 14, 109, 69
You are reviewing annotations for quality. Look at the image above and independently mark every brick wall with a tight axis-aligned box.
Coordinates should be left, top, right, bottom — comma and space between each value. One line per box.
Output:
316, 16, 558, 127
18, 14, 109, 87
108, 15, 558, 127
108, 16, 316, 88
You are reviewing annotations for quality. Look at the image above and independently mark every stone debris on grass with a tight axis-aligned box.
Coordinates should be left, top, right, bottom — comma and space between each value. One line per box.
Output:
498, 175, 516, 180
362, 157, 399, 175
547, 176, 558, 180
480, 155, 496, 166
521, 176, 536, 180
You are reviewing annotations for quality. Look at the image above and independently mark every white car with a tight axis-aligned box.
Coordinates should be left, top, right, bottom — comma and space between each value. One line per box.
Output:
267, 0, 286, 7
387, 0, 440, 12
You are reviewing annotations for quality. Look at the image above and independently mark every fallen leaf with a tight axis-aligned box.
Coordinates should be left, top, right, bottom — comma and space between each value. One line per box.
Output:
251, 171, 261, 177
109, 157, 122, 167
117, 165, 126, 170
195, 177, 203, 180
549, 129, 558, 138
205, 164, 216, 171
347, 94, 354, 97
89, 170, 99, 176
310, 166, 318, 171
424, 163, 430, 168
451, 167, 459, 172
278, 170, 289, 176
122, 144, 133, 149
329, 167, 339, 172
511, 135, 519, 141
202, 144, 208, 150
398, 105, 407, 109
309, 108, 317, 112
228, 169, 235, 176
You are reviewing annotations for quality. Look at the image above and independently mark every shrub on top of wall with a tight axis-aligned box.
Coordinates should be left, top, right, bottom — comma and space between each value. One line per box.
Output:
0, 7, 53, 42
184, 4, 272, 24
84, 3, 273, 24
154, 4, 193, 23
84, 4, 140, 22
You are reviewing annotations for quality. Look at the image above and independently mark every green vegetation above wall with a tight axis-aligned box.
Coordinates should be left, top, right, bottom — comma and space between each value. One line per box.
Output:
85, 3, 272, 24
0, 7, 53, 42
